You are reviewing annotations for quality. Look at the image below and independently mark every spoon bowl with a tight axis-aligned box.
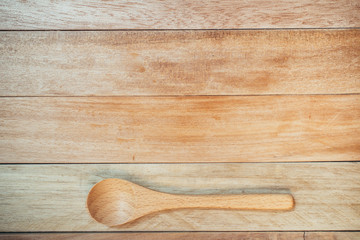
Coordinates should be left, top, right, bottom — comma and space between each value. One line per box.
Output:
87, 179, 137, 226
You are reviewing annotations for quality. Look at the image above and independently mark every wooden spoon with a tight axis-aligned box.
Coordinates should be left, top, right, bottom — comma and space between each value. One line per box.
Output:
87, 178, 294, 226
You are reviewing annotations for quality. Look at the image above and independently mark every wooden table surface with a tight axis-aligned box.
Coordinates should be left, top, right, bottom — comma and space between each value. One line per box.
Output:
0, 1, 359, 239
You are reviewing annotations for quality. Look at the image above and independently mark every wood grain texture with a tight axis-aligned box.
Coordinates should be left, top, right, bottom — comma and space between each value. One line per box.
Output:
0, 232, 305, 240
306, 232, 360, 240
1, 30, 359, 96
1, 95, 359, 163
2, 232, 359, 240
0, 163, 359, 231
0, 0, 359, 30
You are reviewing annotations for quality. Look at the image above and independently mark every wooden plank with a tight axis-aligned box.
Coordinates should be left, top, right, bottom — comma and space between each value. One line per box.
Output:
1, 95, 359, 163
0, 232, 305, 240
306, 232, 360, 240
0, 30, 359, 96
0, 163, 359, 231
2, 232, 360, 240
0, 0, 359, 30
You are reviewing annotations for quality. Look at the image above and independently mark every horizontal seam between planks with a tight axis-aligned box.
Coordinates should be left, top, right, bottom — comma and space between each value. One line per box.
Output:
0, 161, 359, 165
0, 27, 359, 32
0, 230, 359, 233
0, 93, 360, 98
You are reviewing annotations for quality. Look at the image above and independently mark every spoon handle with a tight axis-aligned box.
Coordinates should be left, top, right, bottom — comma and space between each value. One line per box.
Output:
159, 193, 294, 211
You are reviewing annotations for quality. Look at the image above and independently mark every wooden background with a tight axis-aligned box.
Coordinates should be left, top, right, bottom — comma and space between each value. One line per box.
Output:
0, 0, 359, 239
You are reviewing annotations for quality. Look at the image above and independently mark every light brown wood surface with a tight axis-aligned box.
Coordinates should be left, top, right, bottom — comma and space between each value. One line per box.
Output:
0, 232, 306, 240
1, 30, 359, 96
0, 163, 359, 231
1, 95, 359, 163
1, 0, 359, 237
87, 179, 294, 226
1, 0, 359, 30
306, 232, 360, 240
1, 232, 360, 240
